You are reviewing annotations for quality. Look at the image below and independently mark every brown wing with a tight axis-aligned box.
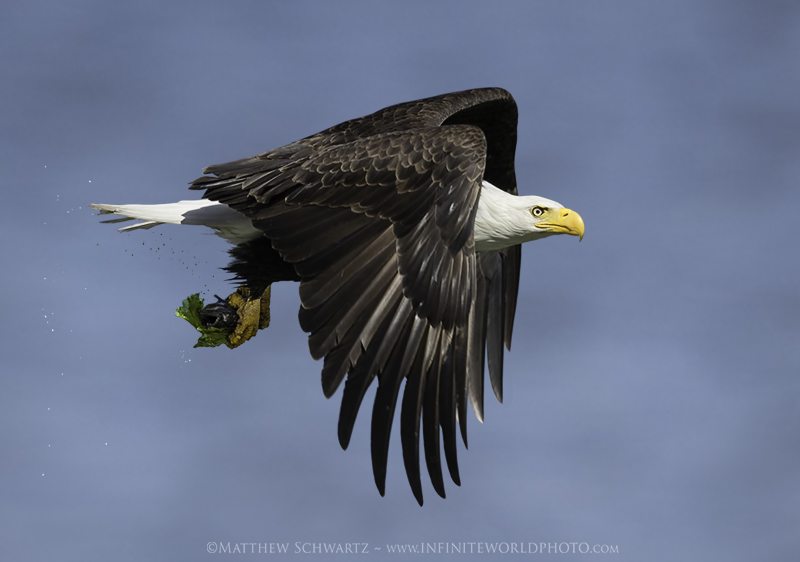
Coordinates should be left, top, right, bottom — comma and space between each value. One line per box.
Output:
190, 88, 521, 505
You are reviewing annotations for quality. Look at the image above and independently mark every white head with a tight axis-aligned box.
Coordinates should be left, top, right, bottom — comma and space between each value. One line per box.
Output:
473, 182, 585, 252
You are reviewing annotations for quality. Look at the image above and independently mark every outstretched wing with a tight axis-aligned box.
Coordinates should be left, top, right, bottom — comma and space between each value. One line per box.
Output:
191, 88, 520, 504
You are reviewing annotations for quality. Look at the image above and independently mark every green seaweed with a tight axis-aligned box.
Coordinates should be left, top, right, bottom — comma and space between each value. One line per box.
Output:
175, 293, 230, 348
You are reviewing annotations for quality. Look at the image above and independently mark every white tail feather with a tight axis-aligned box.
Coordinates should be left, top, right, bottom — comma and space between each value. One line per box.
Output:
89, 200, 261, 244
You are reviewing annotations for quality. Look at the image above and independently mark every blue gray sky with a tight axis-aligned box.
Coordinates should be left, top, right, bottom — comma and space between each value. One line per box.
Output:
2, 1, 799, 560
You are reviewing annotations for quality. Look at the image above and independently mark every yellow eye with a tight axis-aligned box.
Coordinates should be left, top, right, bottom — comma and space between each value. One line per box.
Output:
531, 206, 546, 217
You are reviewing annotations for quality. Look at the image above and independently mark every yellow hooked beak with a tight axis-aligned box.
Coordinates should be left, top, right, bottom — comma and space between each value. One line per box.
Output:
537, 208, 585, 241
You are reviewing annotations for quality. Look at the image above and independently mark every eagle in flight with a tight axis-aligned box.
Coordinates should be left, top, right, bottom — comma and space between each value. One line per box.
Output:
91, 88, 584, 505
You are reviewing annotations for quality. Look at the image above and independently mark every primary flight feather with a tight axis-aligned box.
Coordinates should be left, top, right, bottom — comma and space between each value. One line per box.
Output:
91, 88, 584, 505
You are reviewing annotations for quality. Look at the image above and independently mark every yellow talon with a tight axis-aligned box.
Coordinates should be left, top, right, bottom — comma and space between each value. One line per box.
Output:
225, 286, 271, 349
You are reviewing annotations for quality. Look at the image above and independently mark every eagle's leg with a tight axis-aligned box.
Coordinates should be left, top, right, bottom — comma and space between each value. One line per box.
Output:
183, 236, 293, 349
224, 286, 271, 349
198, 286, 271, 349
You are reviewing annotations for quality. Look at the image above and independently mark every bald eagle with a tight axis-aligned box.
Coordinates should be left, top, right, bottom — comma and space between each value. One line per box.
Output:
91, 88, 584, 505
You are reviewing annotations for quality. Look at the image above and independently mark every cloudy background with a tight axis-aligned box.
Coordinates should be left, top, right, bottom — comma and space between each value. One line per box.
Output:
2, 1, 798, 560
